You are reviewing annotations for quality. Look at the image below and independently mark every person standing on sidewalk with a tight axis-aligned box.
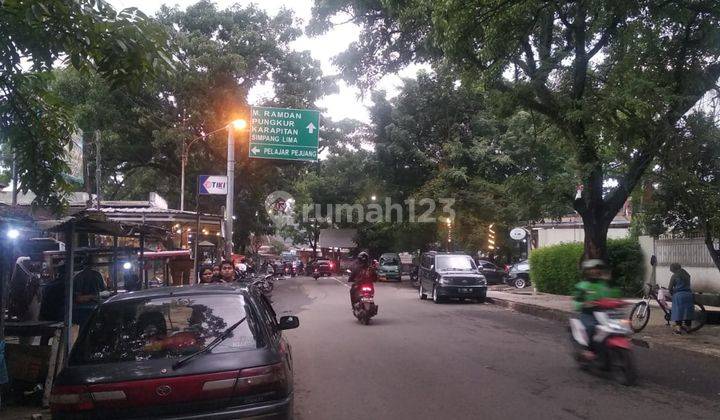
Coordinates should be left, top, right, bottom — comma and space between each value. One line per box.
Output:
669, 263, 694, 334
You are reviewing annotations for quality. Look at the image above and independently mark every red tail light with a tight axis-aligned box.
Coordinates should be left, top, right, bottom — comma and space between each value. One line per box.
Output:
361, 286, 373, 292
234, 363, 288, 397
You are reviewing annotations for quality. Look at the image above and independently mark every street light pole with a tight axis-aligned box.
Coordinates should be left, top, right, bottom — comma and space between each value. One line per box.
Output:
180, 145, 187, 212
225, 126, 235, 256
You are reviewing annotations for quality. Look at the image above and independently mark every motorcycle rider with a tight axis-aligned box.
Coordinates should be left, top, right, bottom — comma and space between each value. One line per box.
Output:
573, 259, 620, 358
348, 251, 377, 308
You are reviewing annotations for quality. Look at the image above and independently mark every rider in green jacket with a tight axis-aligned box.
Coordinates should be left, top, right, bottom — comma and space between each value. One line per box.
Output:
573, 259, 621, 355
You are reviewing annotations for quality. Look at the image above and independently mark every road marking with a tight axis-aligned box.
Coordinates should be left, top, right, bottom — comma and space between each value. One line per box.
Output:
331, 276, 351, 289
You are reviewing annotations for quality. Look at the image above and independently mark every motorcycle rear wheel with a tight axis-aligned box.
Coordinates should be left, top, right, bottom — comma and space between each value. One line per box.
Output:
610, 348, 637, 386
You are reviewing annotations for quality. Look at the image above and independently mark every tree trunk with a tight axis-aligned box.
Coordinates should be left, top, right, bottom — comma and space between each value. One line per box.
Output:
581, 214, 610, 261
575, 163, 612, 261
704, 222, 720, 272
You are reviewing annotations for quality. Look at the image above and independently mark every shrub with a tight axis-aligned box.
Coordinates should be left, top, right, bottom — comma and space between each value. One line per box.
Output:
529, 243, 583, 295
529, 239, 644, 296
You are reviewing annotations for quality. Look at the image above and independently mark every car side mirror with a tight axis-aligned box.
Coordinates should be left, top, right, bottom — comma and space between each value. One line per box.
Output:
279, 315, 299, 330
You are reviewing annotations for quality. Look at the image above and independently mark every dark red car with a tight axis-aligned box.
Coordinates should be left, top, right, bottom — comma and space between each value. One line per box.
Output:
51, 285, 299, 419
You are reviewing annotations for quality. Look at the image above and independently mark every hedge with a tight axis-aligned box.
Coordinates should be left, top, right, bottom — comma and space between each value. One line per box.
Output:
528, 238, 644, 296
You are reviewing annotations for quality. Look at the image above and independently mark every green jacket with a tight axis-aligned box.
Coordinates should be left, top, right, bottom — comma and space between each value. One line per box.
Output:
573, 280, 620, 312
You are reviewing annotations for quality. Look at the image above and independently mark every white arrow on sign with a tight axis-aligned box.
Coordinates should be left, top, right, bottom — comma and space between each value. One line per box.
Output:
251, 146, 260, 154
306, 122, 316, 134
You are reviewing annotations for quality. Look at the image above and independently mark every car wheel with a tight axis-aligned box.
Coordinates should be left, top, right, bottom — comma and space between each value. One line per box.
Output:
514, 277, 527, 289
419, 282, 427, 300
433, 286, 443, 304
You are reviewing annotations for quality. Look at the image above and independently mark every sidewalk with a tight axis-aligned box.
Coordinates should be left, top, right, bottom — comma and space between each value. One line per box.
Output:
487, 287, 720, 359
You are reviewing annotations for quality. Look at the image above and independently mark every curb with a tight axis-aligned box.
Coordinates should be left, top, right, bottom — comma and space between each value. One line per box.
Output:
483, 296, 720, 358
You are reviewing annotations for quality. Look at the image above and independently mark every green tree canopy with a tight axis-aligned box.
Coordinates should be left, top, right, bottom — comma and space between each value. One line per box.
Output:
0, 0, 172, 209
311, 0, 720, 260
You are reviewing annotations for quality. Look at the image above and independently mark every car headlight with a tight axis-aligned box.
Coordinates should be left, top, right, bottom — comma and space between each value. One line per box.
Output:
479, 278, 487, 285
438, 277, 449, 285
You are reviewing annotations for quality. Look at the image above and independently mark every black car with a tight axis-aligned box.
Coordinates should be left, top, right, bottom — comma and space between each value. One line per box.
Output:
476, 260, 508, 285
506, 259, 531, 288
51, 285, 299, 419
310, 259, 334, 276
418, 252, 487, 303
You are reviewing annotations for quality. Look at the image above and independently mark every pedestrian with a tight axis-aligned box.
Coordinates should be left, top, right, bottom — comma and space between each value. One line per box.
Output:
218, 260, 238, 283
668, 263, 694, 334
212, 264, 221, 280
199, 266, 216, 284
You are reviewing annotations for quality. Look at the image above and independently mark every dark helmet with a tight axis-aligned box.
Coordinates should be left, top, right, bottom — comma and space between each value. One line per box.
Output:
358, 252, 370, 264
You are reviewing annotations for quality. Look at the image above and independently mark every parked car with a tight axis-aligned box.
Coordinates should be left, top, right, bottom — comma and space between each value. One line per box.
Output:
506, 259, 531, 288
476, 260, 508, 285
418, 252, 487, 303
310, 259, 334, 276
377, 252, 401, 281
338, 256, 356, 272
51, 285, 299, 419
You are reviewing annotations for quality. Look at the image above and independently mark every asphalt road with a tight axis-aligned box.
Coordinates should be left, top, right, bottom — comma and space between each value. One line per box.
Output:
272, 275, 720, 420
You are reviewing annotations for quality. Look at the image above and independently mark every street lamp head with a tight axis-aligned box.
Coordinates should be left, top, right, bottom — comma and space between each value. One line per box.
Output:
231, 119, 247, 130
6, 228, 20, 240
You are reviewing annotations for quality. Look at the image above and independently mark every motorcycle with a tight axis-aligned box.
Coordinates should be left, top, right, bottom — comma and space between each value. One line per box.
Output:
568, 298, 637, 386
251, 274, 274, 295
409, 265, 419, 288
312, 268, 320, 281
352, 282, 378, 325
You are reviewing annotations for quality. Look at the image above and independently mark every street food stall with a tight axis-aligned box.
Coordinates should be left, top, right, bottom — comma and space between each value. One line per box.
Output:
1, 210, 168, 407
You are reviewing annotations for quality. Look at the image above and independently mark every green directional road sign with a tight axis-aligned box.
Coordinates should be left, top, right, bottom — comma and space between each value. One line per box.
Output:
249, 106, 320, 162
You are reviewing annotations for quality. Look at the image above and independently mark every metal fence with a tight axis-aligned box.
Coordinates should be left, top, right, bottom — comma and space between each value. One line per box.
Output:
655, 237, 716, 267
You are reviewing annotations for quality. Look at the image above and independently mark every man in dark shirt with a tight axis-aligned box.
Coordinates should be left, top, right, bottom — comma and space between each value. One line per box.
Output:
72, 258, 106, 326
40, 263, 67, 322
73, 261, 106, 304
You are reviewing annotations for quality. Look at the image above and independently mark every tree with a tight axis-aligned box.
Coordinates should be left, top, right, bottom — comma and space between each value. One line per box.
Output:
0, 0, 171, 209
645, 111, 720, 271
52, 1, 337, 251
311, 0, 720, 260
366, 67, 571, 255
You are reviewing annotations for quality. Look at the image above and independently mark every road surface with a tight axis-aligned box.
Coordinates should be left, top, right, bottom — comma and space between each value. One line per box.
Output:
272, 275, 720, 420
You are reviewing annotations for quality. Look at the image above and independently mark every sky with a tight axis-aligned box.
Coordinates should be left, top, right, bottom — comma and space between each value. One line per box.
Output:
109, 0, 424, 123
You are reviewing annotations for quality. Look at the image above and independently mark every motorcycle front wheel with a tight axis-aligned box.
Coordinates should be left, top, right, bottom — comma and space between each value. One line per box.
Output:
629, 301, 650, 332
610, 348, 637, 386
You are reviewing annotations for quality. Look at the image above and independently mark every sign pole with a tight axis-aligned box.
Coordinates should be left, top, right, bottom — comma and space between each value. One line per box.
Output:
225, 127, 235, 257
194, 178, 201, 283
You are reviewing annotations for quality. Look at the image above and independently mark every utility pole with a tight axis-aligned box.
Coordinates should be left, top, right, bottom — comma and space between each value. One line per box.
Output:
11, 151, 18, 206
180, 144, 187, 211
225, 127, 235, 256
95, 130, 101, 209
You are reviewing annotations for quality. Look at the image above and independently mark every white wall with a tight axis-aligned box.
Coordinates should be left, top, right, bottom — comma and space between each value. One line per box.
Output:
638, 235, 720, 294
537, 228, 629, 248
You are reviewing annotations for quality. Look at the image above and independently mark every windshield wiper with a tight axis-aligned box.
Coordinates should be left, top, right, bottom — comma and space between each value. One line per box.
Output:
172, 316, 246, 370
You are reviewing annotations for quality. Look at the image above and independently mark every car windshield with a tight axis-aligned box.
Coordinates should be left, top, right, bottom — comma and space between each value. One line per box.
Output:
381, 257, 399, 265
435, 255, 476, 271
70, 294, 259, 365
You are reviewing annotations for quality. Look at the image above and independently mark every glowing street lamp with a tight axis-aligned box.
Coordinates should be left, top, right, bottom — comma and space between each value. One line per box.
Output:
6, 228, 20, 240
231, 119, 247, 130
